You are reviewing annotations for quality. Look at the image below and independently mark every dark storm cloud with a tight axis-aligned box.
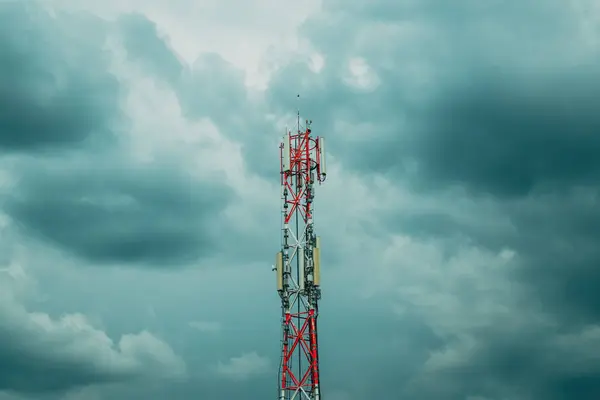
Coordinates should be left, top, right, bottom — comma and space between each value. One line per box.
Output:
0, 3, 248, 399
505, 190, 600, 322
402, 321, 600, 400
401, 69, 600, 197
265, 1, 600, 399
5, 154, 233, 266
382, 199, 600, 399
0, 3, 235, 267
0, 340, 129, 394
0, 325, 180, 395
4, 0, 600, 399
268, 0, 600, 198
0, 2, 121, 152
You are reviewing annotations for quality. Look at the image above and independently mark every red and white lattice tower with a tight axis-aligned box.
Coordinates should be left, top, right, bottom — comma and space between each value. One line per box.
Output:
275, 111, 326, 400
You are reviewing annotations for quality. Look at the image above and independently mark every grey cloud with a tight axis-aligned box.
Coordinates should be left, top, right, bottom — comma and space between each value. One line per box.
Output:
214, 352, 270, 381
404, 321, 600, 400
114, 13, 243, 119
114, 13, 244, 118
4, 153, 233, 266
316, 302, 444, 399
0, 3, 262, 399
115, 13, 280, 178
0, 270, 185, 394
0, 3, 235, 267
178, 54, 278, 178
0, 2, 121, 152
178, 54, 247, 121
374, 192, 600, 399
116, 13, 184, 86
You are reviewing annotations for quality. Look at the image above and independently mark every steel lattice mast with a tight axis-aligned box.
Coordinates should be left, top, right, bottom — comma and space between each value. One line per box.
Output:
275, 111, 326, 400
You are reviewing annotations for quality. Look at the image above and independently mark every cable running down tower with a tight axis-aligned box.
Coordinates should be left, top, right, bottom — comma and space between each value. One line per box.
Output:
275, 111, 327, 400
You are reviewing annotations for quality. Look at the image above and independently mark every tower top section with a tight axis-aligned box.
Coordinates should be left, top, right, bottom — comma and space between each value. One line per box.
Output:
281, 120, 327, 180
280, 120, 327, 225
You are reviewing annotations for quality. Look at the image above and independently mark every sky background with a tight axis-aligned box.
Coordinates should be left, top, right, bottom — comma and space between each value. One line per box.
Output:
1, 0, 600, 399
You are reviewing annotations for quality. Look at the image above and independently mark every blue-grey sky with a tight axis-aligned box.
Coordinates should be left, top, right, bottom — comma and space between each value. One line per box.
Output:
1, 0, 600, 399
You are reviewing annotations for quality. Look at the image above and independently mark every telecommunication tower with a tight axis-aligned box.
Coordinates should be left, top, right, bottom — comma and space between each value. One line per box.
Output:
275, 108, 327, 400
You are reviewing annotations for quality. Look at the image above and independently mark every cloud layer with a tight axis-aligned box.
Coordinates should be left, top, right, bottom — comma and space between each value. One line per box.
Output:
1, 0, 600, 399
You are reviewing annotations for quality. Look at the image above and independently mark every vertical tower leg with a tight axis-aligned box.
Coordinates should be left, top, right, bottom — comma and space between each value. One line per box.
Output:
309, 309, 320, 400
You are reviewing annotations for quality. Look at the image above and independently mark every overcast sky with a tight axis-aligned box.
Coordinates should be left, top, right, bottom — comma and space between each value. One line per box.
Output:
1, 0, 600, 399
